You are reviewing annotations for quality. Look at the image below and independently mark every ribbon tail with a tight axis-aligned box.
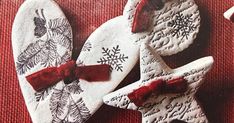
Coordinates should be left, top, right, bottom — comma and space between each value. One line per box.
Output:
132, 0, 152, 33
26, 67, 61, 91
128, 92, 145, 107
128, 80, 163, 107
132, 0, 164, 33
164, 77, 188, 93
77, 64, 111, 82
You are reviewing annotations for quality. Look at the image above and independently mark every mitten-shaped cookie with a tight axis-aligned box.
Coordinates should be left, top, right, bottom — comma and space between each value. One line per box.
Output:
74, 0, 202, 120
12, 0, 73, 122
73, 0, 202, 121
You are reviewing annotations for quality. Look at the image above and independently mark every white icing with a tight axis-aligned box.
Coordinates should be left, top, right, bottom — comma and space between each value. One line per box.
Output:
103, 43, 213, 123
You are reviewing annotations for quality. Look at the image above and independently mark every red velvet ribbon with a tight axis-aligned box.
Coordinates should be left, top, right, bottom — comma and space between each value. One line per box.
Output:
128, 77, 187, 106
26, 60, 110, 91
132, 0, 164, 33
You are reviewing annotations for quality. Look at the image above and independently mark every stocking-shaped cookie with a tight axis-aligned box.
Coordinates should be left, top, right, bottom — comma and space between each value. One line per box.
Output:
103, 43, 213, 123
12, 0, 73, 122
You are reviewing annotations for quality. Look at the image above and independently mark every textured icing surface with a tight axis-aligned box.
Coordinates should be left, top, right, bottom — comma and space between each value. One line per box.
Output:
103, 43, 213, 123
123, 0, 200, 55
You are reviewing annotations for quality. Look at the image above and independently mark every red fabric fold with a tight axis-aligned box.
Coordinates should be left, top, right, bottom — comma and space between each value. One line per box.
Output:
132, 0, 164, 33
26, 60, 110, 91
127, 77, 187, 107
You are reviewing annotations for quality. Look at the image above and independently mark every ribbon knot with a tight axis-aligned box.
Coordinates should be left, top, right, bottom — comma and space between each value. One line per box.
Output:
26, 60, 110, 92
57, 60, 76, 79
128, 77, 187, 107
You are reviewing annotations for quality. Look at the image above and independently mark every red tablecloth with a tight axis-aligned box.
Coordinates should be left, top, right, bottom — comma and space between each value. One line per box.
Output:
0, 0, 233, 123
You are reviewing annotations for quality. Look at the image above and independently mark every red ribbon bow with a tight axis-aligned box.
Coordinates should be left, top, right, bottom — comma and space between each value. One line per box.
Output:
127, 77, 187, 106
132, 0, 164, 33
26, 60, 110, 91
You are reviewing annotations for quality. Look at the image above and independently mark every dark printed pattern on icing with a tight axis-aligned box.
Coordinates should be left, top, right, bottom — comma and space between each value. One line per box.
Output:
34, 9, 47, 38
35, 86, 53, 102
15, 9, 91, 122
97, 45, 128, 72
103, 44, 212, 123
16, 9, 72, 75
124, 0, 200, 56
168, 12, 196, 39
82, 42, 92, 52
50, 81, 91, 123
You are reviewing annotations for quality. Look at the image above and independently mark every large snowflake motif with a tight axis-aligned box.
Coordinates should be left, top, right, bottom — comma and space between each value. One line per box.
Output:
97, 45, 128, 72
168, 13, 196, 39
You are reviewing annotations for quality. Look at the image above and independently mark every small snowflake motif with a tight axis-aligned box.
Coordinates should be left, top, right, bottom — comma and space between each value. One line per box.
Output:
97, 45, 128, 72
82, 42, 92, 52
168, 13, 196, 39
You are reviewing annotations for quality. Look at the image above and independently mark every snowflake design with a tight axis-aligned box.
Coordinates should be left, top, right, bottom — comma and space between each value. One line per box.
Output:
168, 13, 196, 39
82, 42, 92, 52
97, 45, 128, 72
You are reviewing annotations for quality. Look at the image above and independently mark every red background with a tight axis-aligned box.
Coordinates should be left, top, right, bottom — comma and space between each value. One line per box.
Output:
0, 0, 233, 123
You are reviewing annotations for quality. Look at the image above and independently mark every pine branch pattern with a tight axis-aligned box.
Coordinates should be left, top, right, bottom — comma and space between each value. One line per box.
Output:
50, 88, 70, 118
97, 45, 128, 72
16, 9, 72, 75
168, 13, 196, 39
50, 81, 90, 123
65, 80, 83, 94
35, 87, 53, 102
17, 9, 91, 122
48, 18, 72, 49
67, 98, 91, 123
16, 39, 45, 75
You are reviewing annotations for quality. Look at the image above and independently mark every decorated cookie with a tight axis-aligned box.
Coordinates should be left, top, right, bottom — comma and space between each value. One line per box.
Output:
73, 0, 202, 120
12, 0, 202, 122
12, 0, 73, 122
103, 43, 213, 123
123, 0, 201, 55
75, 13, 200, 121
